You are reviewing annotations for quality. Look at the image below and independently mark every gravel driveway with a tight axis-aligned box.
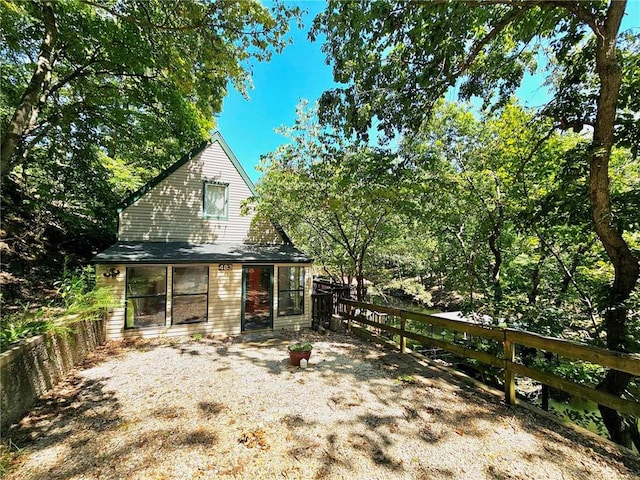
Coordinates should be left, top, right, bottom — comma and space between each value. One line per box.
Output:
2, 330, 639, 479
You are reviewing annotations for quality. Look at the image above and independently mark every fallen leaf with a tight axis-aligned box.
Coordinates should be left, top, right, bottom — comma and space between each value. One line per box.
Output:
239, 429, 270, 450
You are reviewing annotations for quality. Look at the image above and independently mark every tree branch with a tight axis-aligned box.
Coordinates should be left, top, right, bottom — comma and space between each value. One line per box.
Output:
515, 124, 556, 179
452, 5, 532, 79
552, 1, 600, 36
47, 46, 104, 96
80, 0, 270, 36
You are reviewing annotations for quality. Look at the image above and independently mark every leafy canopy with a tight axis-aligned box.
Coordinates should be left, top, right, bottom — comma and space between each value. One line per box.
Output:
253, 102, 426, 298
311, 1, 635, 141
1, 0, 301, 178
0, 0, 301, 305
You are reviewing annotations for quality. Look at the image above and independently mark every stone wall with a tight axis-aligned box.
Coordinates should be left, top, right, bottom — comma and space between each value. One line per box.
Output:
0, 317, 105, 433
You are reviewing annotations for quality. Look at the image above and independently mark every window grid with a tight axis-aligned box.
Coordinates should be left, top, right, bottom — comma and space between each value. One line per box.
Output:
277, 266, 305, 317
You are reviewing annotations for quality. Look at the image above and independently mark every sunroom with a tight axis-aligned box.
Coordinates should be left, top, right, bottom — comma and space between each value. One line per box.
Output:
95, 242, 312, 341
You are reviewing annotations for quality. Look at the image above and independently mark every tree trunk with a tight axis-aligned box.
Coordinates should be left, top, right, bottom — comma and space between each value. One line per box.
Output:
528, 248, 546, 306
589, 0, 640, 448
488, 222, 503, 303
355, 261, 365, 301
0, 1, 56, 180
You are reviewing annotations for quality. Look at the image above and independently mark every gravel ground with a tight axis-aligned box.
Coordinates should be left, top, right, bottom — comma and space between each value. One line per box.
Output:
2, 330, 639, 480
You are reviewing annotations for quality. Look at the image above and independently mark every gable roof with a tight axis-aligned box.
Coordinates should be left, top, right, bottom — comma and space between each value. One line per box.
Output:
117, 131, 257, 213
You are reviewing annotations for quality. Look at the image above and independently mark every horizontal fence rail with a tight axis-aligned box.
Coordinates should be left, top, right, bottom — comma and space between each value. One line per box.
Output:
337, 298, 640, 418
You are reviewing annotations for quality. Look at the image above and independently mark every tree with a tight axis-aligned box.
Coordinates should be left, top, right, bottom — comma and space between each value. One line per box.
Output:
253, 102, 423, 300
313, 0, 639, 447
0, 0, 301, 307
399, 101, 597, 321
1, 0, 300, 179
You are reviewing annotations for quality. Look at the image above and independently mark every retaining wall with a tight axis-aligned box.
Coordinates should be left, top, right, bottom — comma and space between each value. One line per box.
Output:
0, 317, 105, 433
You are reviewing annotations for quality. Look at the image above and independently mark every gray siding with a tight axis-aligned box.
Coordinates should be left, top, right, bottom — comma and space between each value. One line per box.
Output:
118, 141, 282, 244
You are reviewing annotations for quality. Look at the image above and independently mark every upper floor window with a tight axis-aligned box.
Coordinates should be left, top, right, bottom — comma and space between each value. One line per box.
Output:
203, 181, 229, 220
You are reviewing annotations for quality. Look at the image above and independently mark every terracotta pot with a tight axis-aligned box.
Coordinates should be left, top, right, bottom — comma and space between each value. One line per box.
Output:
289, 349, 312, 366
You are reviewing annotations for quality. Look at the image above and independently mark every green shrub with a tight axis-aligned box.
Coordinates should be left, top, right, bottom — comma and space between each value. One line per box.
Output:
55, 264, 116, 318
288, 342, 313, 352
0, 306, 50, 351
1, 265, 116, 351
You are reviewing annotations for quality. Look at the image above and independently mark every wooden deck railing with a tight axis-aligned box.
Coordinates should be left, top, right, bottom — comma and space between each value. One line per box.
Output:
337, 298, 640, 417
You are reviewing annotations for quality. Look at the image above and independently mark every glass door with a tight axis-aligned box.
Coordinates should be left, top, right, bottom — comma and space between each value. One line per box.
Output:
242, 266, 273, 331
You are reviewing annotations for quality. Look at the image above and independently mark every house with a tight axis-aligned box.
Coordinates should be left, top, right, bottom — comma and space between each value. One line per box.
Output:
94, 132, 312, 341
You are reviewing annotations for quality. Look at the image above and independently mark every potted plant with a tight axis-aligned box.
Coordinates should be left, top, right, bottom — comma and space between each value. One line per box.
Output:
288, 341, 313, 366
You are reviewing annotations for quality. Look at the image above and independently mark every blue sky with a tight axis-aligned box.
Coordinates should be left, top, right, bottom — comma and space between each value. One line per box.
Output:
217, 1, 640, 184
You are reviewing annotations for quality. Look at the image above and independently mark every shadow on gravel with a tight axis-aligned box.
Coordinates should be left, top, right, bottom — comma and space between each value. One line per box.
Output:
3, 373, 121, 479
3, 330, 639, 479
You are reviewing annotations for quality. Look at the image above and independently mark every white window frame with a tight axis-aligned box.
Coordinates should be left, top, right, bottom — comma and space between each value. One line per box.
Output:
203, 181, 229, 220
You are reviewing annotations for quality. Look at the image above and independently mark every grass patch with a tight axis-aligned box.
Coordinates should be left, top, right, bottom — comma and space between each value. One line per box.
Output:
0, 439, 22, 477
396, 374, 417, 385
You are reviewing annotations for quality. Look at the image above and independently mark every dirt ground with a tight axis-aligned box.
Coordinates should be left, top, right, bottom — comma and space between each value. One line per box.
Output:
2, 330, 639, 480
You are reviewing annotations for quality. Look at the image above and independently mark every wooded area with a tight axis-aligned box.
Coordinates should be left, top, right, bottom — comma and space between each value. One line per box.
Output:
1, 0, 638, 450
0, 0, 300, 304
256, 0, 639, 448
338, 298, 640, 420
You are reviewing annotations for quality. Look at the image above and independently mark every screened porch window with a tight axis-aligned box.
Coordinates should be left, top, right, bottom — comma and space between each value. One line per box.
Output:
203, 181, 228, 219
125, 267, 167, 329
172, 266, 209, 325
278, 266, 305, 316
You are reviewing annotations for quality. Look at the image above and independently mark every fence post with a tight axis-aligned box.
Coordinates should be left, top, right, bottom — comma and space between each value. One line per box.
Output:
504, 329, 516, 405
541, 384, 549, 411
400, 316, 407, 354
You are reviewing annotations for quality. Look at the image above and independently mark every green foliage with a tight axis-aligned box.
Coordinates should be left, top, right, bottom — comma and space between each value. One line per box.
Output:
310, 1, 639, 431
288, 342, 313, 352
381, 278, 433, 307
0, 306, 50, 351
254, 101, 426, 299
2, 0, 302, 175
311, 1, 634, 143
383, 100, 640, 350
536, 358, 606, 387
0, 265, 116, 350
315, 2, 500, 134
55, 264, 117, 317
625, 289, 640, 353
311, 0, 639, 328
545, 32, 640, 157
0, 0, 302, 306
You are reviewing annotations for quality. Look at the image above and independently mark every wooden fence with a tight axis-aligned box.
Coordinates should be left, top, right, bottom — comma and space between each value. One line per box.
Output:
337, 298, 640, 417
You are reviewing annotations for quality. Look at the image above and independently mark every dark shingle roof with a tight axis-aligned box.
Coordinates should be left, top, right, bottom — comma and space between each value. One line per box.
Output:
93, 242, 312, 264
